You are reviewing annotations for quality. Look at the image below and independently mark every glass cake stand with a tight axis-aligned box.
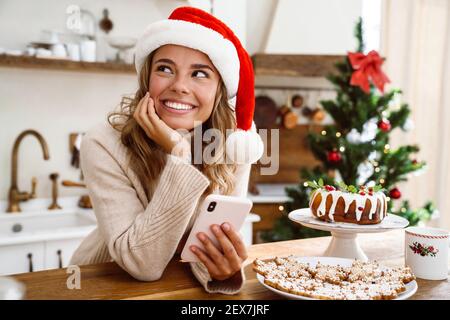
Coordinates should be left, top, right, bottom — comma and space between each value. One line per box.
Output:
288, 208, 409, 261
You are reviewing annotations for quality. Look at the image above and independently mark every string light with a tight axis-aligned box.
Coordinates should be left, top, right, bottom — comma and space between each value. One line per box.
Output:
401, 207, 407, 213
384, 144, 390, 150
278, 205, 284, 211
379, 178, 385, 184
386, 196, 391, 201
303, 182, 308, 187
321, 130, 327, 136
339, 146, 345, 152
336, 132, 342, 138
375, 167, 381, 173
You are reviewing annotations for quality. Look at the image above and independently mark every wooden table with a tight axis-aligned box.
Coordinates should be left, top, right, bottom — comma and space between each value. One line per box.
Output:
11, 229, 450, 300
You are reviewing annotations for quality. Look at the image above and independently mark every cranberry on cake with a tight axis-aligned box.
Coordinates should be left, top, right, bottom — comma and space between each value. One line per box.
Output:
306, 180, 387, 225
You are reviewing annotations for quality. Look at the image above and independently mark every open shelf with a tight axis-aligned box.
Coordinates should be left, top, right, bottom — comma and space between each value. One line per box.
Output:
1, 53, 345, 77
0, 54, 135, 74
251, 54, 345, 77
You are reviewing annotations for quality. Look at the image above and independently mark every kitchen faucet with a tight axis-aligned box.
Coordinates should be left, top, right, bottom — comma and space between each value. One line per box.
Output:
7, 130, 50, 213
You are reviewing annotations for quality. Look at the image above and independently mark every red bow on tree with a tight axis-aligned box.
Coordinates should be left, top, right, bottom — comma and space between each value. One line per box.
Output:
348, 50, 390, 94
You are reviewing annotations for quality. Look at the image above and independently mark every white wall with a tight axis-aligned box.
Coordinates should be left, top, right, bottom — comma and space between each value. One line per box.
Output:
261, 0, 363, 54
0, 0, 367, 201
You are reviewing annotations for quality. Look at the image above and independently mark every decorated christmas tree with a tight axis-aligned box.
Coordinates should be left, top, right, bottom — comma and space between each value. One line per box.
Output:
261, 18, 435, 242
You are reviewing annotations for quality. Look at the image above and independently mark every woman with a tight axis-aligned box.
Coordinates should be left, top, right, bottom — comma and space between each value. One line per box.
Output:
70, 7, 263, 295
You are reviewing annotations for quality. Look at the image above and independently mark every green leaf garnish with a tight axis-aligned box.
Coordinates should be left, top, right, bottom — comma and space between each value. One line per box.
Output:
318, 178, 324, 187
373, 185, 383, 192
338, 181, 348, 191
304, 180, 323, 190
306, 181, 318, 189
304, 180, 384, 194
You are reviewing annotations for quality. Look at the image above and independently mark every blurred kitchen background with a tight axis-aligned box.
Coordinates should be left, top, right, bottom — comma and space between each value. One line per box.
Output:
0, 0, 449, 276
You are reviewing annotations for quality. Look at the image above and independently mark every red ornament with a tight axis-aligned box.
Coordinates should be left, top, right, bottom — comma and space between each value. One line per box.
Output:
389, 187, 402, 199
327, 150, 342, 163
378, 119, 391, 132
348, 50, 390, 93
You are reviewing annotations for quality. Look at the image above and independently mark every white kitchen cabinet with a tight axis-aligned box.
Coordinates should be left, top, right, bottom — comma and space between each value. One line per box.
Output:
44, 238, 83, 270
0, 242, 45, 275
0, 238, 85, 276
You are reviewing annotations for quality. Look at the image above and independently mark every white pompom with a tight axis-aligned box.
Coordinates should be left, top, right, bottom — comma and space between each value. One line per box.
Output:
226, 129, 264, 164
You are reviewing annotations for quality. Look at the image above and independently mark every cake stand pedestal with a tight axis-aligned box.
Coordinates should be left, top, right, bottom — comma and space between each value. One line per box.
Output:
288, 208, 409, 262
324, 231, 368, 261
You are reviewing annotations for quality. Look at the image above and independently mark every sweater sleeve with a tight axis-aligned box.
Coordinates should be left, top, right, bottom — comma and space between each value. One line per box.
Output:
189, 162, 251, 294
80, 130, 210, 281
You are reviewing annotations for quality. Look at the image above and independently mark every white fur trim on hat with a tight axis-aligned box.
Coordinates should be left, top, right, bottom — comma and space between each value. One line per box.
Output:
135, 19, 240, 99
226, 122, 264, 164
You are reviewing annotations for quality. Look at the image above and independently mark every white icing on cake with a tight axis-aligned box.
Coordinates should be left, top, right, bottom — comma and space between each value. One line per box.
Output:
309, 190, 387, 222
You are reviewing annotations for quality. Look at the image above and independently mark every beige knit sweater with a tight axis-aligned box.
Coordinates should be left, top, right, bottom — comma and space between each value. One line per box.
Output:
70, 122, 252, 295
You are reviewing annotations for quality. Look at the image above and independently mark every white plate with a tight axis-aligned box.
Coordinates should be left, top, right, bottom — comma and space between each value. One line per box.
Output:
289, 208, 409, 233
256, 256, 418, 300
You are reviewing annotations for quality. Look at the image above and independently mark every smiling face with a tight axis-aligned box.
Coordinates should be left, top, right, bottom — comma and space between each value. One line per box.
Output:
148, 44, 221, 130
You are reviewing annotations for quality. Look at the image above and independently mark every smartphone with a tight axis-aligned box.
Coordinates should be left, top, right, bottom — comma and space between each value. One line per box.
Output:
180, 194, 253, 262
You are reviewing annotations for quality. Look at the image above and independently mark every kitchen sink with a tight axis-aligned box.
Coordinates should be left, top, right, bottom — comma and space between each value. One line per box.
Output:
0, 198, 98, 275
0, 198, 97, 246
0, 210, 95, 236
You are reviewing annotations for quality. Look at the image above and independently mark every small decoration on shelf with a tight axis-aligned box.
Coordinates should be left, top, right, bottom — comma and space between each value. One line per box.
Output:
99, 9, 114, 34
254, 95, 278, 129
301, 106, 314, 117
106, 36, 137, 64
311, 108, 325, 123
279, 105, 298, 129
291, 94, 304, 108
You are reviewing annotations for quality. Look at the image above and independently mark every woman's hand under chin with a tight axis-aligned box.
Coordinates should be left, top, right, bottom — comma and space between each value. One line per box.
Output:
134, 92, 191, 161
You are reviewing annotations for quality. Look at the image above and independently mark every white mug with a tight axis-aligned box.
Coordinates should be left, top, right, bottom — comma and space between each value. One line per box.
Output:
80, 40, 96, 62
405, 227, 449, 280
51, 43, 67, 58
66, 43, 80, 61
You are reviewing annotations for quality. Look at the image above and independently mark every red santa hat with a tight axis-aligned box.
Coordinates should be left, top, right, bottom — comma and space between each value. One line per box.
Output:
134, 6, 264, 164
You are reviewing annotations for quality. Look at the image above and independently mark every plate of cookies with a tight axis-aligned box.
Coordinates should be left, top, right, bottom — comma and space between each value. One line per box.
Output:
253, 256, 417, 300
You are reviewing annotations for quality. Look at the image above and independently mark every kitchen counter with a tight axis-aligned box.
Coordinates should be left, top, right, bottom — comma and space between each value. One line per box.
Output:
11, 229, 450, 300
247, 183, 297, 203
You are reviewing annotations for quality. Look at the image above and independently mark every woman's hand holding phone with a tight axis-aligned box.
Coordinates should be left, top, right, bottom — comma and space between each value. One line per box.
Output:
133, 92, 191, 160
190, 222, 248, 281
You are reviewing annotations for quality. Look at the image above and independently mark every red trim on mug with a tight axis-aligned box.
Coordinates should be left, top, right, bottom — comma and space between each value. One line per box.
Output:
405, 230, 449, 240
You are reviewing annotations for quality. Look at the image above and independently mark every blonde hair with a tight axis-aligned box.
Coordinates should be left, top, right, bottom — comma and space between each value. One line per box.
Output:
108, 51, 237, 197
